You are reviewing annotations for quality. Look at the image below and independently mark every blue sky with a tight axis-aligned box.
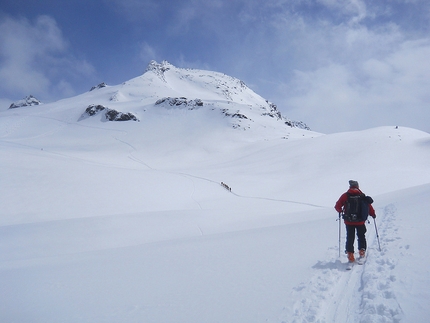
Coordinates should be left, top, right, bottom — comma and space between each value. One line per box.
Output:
1, 0, 429, 134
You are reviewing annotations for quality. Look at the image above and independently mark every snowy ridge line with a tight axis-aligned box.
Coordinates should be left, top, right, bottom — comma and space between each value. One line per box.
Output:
278, 203, 403, 323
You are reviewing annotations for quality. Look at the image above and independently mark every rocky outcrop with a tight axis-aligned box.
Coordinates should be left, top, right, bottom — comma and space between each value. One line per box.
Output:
90, 82, 107, 91
283, 118, 311, 130
105, 109, 138, 121
155, 97, 203, 109
261, 101, 282, 119
9, 95, 42, 109
84, 104, 105, 116
79, 104, 139, 122
146, 60, 171, 82
221, 109, 248, 119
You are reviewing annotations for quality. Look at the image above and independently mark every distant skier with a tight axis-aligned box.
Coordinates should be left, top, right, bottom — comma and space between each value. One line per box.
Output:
335, 180, 376, 263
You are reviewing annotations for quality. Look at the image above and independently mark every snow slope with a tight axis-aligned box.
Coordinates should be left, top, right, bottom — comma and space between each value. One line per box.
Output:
1, 62, 430, 323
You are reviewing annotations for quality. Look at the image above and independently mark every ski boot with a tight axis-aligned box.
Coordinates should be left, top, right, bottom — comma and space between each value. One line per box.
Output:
347, 251, 355, 263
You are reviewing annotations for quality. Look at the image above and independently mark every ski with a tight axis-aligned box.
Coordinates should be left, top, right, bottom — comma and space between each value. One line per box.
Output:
345, 256, 366, 270
356, 256, 366, 265
346, 261, 354, 270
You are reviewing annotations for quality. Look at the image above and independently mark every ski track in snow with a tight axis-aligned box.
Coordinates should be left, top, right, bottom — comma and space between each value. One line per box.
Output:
115, 134, 326, 210
279, 203, 404, 323
114, 135, 207, 210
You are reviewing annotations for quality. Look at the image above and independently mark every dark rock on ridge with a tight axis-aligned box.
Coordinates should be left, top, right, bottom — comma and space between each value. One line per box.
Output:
79, 104, 139, 122
9, 95, 42, 109
105, 109, 138, 121
90, 82, 107, 91
155, 97, 203, 109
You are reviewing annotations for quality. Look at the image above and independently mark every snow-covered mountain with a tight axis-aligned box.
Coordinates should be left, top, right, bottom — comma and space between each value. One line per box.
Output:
1, 61, 430, 323
12, 60, 309, 132
8, 94, 42, 109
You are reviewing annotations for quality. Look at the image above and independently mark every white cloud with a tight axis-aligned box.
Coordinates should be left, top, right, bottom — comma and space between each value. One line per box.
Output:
181, 1, 427, 133
139, 42, 158, 64
0, 16, 61, 95
282, 38, 430, 133
362, 39, 430, 111
0, 15, 95, 101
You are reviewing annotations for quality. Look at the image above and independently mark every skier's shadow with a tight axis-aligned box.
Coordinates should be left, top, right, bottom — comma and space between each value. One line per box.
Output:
312, 259, 344, 271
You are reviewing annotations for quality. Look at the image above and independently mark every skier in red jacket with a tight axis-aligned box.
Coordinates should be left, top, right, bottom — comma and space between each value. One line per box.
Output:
335, 180, 376, 262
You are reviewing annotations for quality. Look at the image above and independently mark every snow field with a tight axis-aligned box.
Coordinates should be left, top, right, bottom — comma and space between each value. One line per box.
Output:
1, 62, 430, 322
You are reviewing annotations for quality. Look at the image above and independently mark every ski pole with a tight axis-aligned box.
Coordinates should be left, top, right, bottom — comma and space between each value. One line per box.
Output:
338, 212, 342, 257
373, 217, 381, 251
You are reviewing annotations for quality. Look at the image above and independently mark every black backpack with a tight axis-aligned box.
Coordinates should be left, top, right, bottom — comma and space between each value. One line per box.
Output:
343, 193, 374, 222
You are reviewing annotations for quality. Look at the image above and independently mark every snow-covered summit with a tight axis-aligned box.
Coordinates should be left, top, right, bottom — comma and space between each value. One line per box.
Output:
0, 61, 316, 155
145, 60, 172, 82
81, 60, 311, 132
8, 95, 42, 109
141, 60, 269, 106
5, 60, 309, 135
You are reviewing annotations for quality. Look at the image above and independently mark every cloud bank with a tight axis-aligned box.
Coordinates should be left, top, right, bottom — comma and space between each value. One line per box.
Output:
0, 15, 95, 102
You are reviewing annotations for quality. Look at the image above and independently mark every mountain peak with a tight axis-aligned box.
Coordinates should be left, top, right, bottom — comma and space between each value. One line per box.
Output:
84, 60, 312, 132
9, 95, 42, 109
4, 61, 310, 134
145, 60, 172, 82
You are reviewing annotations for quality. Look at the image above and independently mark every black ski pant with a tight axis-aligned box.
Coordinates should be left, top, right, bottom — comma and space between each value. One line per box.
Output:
345, 223, 367, 253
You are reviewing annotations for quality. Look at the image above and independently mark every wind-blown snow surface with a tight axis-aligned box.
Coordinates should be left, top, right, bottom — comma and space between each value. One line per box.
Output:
1, 64, 430, 322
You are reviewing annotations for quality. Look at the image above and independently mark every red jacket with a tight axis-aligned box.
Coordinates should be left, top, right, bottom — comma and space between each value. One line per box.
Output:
335, 188, 376, 225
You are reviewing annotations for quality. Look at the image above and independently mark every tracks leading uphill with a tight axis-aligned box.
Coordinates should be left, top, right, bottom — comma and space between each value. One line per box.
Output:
279, 203, 404, 323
